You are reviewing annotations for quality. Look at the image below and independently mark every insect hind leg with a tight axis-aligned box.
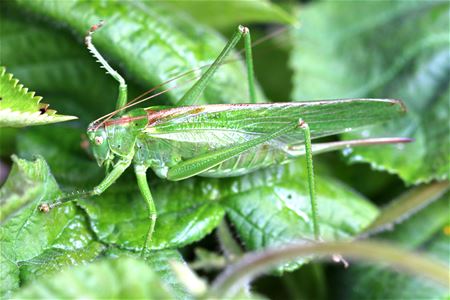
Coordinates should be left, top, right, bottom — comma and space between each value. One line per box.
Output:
298, 119, 320, 241
85, 21, 128, 112
242, 27, 257, 103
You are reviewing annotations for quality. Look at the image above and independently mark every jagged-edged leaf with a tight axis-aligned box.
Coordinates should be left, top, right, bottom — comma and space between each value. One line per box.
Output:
13, 0, 265, 104
80, 161, 377, 273
12, 257, 177, 299
0, 67, 76, 127
78, 179, 226, 251
0, 10, 119, 123
290, 1, 449, 183
223, 160, 378, 271
0, 156, 104, 299
337, 194, 450, 300
165, 0, 296, 29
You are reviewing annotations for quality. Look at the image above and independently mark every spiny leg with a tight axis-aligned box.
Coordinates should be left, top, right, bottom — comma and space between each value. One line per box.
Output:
85, 21, 128, 112
39, 158, 132, 211
298, 119, 320, 241
177, 25, 257, 106
134, 165, 157, 256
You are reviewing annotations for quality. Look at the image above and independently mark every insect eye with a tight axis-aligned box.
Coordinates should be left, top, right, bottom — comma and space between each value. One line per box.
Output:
94, 136, 104, 145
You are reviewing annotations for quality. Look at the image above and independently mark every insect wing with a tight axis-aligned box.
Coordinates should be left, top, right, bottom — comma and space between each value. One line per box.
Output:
145, 99, 406, 148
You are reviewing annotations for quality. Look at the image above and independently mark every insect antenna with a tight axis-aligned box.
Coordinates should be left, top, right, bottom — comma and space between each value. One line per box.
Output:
92, 24, 290, 129
124, 26, 288, 108
124, 26, 288, 107
93, 74, 201, 130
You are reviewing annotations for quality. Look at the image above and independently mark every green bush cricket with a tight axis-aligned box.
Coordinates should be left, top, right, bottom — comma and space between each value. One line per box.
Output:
39, 22, 411, 253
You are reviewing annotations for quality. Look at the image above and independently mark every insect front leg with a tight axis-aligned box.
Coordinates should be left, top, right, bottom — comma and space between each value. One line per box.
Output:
85, 21, 128, 112
298, 119, 320, 241
134, 164, 157, 256
39, 158, 131, 211
178, 25, 256, 106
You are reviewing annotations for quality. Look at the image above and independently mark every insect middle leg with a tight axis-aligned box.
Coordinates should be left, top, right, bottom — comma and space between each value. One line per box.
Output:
178, 25, 257, 106
134, 164, 157, 255
85, 21, 128, 112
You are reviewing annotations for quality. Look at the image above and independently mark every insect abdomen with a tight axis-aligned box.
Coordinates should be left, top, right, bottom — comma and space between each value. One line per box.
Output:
200, 143, 289, 177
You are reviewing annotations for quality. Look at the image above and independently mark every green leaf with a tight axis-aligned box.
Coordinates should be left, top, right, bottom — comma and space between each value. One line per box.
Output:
0, 10, 119, 123
106, 248, 193, 300
12, 257, 177, 299
78, 178, 226, 251
164, 0, 296, 29
223, 160, 378, 270
290, 1, 450, 183
339, 194, 450, 300
16, 127, 103, 187
13, 0, 265, 104
0, 156, 104, 298
0, 67, 76, 127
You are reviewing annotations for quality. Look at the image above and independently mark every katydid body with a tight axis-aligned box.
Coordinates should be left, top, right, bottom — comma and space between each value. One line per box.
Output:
40, 22, 411, 254
93, 100, 407, 181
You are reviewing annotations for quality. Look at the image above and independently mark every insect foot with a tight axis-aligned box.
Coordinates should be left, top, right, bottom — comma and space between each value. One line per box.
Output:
332, 254, 349, 268
39, 203, 50, 213
238, 25, 249, 35
85, 20, 104, 45
298, 118, 308, 129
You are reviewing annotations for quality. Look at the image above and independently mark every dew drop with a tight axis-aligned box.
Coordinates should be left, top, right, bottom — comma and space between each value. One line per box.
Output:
396, 143, 405, 150
361, 130, 370, 138
344, 127, 352, 132
352, 155, 363, 161
342, 147, 353, 156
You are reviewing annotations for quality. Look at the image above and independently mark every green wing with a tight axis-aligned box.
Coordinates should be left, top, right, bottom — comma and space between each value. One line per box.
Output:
137, 99, 406, 179
145, 99, 406, 147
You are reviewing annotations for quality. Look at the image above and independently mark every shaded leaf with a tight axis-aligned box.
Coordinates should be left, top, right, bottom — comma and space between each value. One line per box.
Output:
0, 67, 76, 127
290, 1, 450, 183
223, 160, 378, 270
339, 194, 450, 300
0, 156, 104, 298
13, 257, 177, 299
78, 178, 226, 251
16, 127, 103, 187
107, 248, 193, 300
14, 0, 265, 105
165, 0, 296, 29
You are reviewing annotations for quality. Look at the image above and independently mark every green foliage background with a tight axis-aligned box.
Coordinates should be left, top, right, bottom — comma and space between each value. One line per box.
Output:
0, 1, 448, 299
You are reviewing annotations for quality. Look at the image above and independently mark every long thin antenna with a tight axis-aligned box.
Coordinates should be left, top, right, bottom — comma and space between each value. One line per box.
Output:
126, 27, 288, 106
93, 75, 200, 130
93, 24, 290, 125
